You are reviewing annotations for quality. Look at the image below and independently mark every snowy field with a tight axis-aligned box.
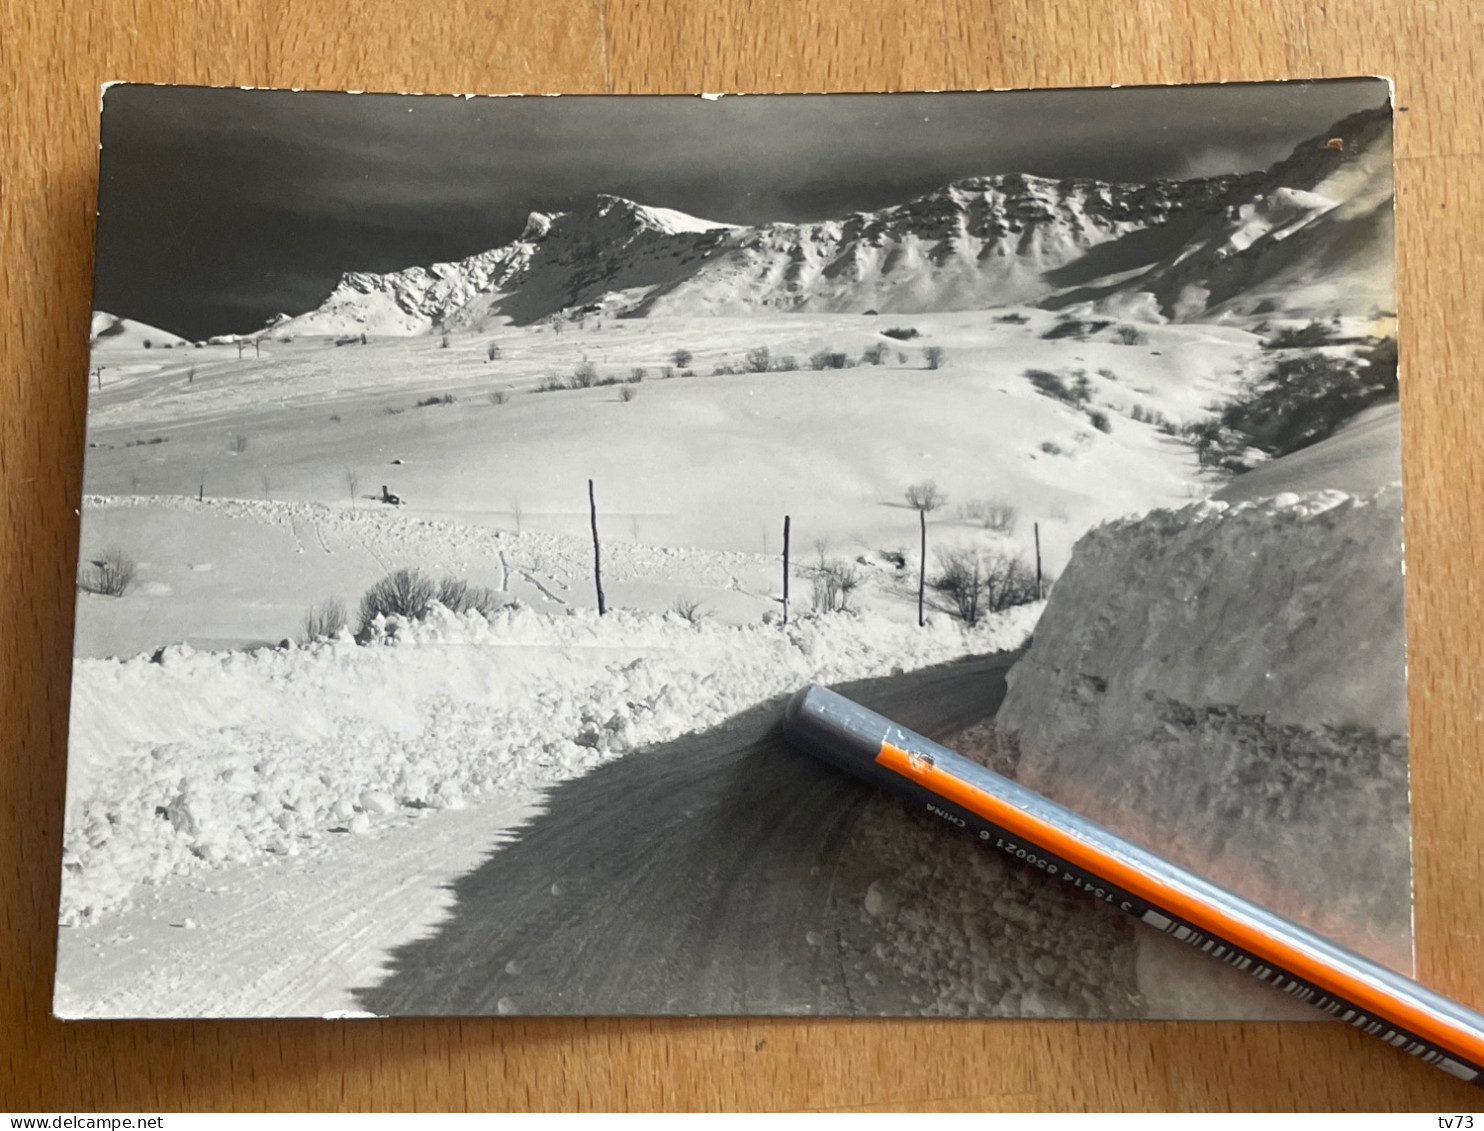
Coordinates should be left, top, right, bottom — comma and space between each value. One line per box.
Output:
75, 308, 1259, 653
62, 305, 1399, 1018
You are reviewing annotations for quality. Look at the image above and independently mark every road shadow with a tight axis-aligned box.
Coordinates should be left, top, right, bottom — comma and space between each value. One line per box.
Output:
355, 651, 1020, 1017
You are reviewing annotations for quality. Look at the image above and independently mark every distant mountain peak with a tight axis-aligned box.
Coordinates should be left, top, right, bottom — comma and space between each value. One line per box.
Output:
262, 105, 1392, 338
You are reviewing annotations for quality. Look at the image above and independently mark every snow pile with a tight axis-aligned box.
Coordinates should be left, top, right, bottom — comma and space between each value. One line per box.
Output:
834, 792, 1143, 1018
995, 485, 1410, 964
62, 601, 1040, 925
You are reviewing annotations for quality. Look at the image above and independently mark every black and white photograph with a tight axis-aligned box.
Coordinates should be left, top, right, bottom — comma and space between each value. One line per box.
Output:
57, 79, 1405, 1021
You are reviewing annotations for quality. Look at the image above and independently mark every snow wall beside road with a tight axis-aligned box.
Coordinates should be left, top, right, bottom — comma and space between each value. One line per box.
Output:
994, 485, 1411, 967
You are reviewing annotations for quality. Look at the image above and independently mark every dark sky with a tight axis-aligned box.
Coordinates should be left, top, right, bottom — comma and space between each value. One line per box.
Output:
95, 79, 1390, 338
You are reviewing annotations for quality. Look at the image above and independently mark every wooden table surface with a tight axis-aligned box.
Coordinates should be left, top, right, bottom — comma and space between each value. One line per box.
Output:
4, 0, 1482, 1112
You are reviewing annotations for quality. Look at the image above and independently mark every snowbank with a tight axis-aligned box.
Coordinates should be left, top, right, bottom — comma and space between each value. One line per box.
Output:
994, 485, 1410, 965
62, 602, 1039, 925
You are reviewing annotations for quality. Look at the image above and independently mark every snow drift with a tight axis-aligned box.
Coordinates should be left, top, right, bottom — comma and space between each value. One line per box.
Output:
61, 601, 1039, 925
994, 485, 1410, 966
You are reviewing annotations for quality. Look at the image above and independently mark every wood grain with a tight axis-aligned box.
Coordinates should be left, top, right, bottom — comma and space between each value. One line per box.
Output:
4, 0, 1482, 1111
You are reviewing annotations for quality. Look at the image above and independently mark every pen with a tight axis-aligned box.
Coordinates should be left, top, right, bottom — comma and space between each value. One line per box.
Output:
782, 682, 1484, 1087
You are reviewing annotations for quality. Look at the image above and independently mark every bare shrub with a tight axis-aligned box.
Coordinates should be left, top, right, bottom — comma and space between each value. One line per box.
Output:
1263, 320, 1334, 349
933, 548, 984, 624
811, 557, 864, 613
1113, 325, 1149, 346
357, 568, 435, 634
227, 432, 248, 454
382, 406, 404, 415
536, 376, 565, 393
922, 345, 946, 370
416, 393, 457, 407
772, 355, 798, 372
672, 596, 708, 625
78, 548, 137, 597
744, 345, 772, 373
439, 333, 451, 349
1087, 409, 1113, 433
486, 342, 502, 361
571, 360, 598, 388
619, 384, 639, 402
861, 341, 889, 365
1040, 440, 1064, 456
934, 548, 1042, 623
1025, 368, 1092, 406
1042, 317, 1111, 341
983, 551, 1042, 611
671, 348, 693, 369
809, 350, 848, 370
712, 363, 738, 376
301, 598, 348, 642
960, 498, 1018, 533
993, 312, 1030, 324
660, 365, 676, 379
488, 389, 509, 405
437, 577, 502, 619
905, 481, 946, 513
629, 367, 647, 383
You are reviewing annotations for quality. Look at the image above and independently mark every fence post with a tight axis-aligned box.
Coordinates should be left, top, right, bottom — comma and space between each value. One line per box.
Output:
1034, 522, 1043, 601
918, 508, 927, 627
782, 515, 791, 626
589, 479, 606, 615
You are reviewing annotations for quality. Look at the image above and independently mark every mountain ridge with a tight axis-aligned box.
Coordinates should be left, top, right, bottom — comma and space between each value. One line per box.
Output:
107, 104, 1395, 342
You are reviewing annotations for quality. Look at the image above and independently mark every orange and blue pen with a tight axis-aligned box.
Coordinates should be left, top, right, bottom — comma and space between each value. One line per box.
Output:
782, 683, 1484, 1087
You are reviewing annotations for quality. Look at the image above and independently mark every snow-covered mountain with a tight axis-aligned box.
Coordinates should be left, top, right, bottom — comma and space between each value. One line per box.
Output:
270, 106, 1392, 336
1052, 107, 1396, 321
90, 311, 191, 350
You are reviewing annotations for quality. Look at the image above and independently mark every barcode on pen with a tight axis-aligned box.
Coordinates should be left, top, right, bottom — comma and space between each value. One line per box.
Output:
1139, 909, 1480, 1082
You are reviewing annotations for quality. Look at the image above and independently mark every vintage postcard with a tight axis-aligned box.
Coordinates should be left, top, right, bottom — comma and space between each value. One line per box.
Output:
58, 79, 1403, 1019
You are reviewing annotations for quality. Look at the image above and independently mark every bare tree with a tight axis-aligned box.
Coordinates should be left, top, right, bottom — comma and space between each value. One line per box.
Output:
906, 481, 945, 626
345, 468, 360, 507
672, 348, 693, 369
905, 481, 945, 513
510, 498, 524, 534
923, 345, 947, 370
